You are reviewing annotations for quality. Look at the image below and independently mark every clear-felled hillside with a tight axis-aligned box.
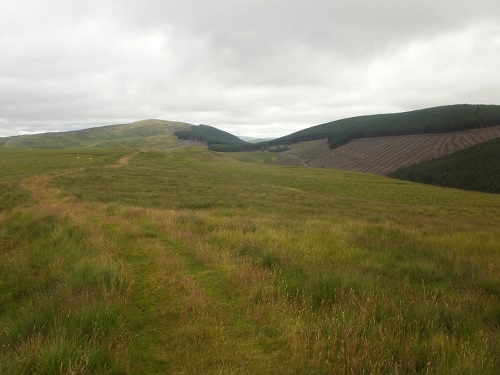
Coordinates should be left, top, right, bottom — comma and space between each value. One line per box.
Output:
389, 137, 500, 193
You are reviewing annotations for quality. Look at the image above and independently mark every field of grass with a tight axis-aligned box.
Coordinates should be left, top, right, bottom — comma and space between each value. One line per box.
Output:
1, 146, 499, 374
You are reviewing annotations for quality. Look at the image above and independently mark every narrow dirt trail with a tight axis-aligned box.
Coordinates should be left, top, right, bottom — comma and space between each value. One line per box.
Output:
283, 152, 308, 167
107, 149, 145, 168
21, 149, 142, 208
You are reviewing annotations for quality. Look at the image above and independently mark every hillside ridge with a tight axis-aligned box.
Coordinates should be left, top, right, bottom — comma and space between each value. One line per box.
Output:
275, 125, 500, 174
271, 104, 500, 147
0, 119, 192, 149
2, 104, 499, 151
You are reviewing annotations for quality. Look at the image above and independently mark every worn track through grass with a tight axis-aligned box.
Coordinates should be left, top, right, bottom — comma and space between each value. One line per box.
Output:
18, 150, 287, 373
4, 147, 499, 374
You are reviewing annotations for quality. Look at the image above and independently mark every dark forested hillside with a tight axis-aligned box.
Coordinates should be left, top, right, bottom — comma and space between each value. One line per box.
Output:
175, 124, 249, 150
388, 138, 500, 193
271, 104, 500, 148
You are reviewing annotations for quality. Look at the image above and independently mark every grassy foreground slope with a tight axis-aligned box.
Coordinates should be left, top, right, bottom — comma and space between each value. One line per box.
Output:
0, 119, 191, 149
1, 147, 499, 374
389, 138, 500, 193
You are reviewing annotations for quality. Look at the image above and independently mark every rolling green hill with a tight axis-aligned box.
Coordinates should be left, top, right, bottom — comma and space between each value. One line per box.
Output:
0, 119, 192, 149
389, 137, 500, 193
3, 104, 499, 152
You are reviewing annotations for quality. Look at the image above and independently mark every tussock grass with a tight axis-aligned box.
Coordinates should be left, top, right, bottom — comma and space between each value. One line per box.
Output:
0, 207, 131, 374
0, 181, 32, 211
1, 147, 499, 373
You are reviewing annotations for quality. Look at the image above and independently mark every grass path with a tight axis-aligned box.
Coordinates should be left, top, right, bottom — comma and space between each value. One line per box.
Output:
18, 150, 288, 374
5, 147, 499, 373
109, 149, 145, 168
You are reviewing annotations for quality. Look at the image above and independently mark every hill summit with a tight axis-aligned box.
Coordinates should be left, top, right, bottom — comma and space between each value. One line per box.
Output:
0, 120, 192, 149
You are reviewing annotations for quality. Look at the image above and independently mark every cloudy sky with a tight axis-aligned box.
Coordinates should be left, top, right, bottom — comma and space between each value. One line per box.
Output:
1, 0, 499, 138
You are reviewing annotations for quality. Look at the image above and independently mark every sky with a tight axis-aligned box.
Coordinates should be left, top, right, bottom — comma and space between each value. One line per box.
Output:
1, 0, 499, 138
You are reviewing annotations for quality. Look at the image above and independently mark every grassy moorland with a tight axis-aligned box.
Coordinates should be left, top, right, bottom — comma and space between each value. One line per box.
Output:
0, 147, 499, 374
0, 119, 190, 149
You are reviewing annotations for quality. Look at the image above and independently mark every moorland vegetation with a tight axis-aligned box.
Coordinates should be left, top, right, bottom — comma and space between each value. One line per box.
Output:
0, 120, 191, 149
0, 146, 498, 374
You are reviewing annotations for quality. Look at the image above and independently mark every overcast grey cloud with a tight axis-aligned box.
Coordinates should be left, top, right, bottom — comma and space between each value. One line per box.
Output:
1, 0, 499, 138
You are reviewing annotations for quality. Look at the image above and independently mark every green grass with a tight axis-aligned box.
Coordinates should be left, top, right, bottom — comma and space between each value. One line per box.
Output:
224, 151, 277, 164
0, 119, 190, 149
0, 209, 130, 374
0, 148, 130, 181
389, 138, 500, 193
0, 181, 32, 211
1, 146, 499, 373
55, 148, 497, 216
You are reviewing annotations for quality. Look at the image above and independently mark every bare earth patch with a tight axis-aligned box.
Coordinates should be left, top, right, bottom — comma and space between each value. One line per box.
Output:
275, 125, 500, 174
158, 139, 207, 150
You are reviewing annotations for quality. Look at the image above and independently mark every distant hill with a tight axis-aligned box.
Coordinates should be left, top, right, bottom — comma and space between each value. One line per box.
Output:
175, 124, 250, 151
239, 136, 274, 143
274, 126, 500, 175
0, 120, 192, 149
2, 105, 499, 192
388, 138, 500, 194
270, 104, 500, 149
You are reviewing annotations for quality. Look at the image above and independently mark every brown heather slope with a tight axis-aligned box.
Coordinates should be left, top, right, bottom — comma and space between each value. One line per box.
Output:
275, 125, 500, 175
